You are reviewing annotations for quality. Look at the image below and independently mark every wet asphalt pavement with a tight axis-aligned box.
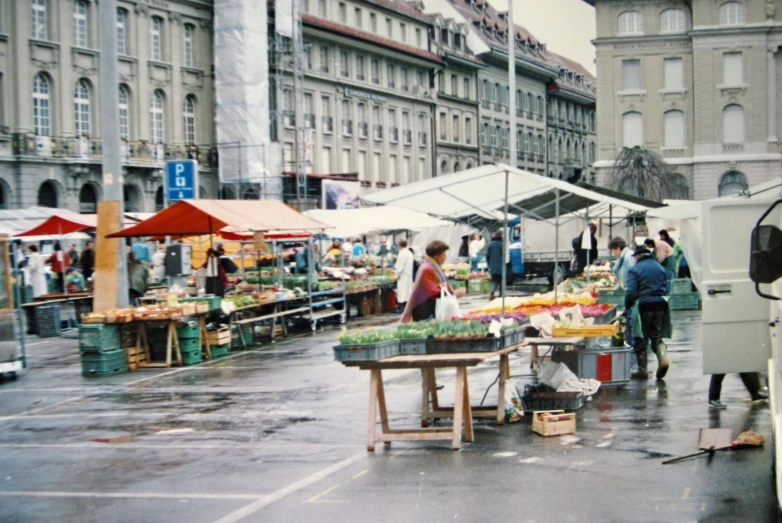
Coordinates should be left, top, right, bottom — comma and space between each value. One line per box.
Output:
0, 297, 778, 522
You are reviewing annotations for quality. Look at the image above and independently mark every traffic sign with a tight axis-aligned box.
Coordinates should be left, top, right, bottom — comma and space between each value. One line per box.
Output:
166, 160, 199, 203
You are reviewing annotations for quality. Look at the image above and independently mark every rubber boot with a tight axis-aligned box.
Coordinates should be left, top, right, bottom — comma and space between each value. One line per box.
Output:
631, 350, 648, 380
654, 340, 669, 380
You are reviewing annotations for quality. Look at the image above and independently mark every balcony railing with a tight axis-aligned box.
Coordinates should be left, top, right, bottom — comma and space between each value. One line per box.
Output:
723, 143, 744, 153
11, 133, 218, 168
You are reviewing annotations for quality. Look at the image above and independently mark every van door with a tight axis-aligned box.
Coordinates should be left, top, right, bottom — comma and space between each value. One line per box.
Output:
701, 197, 778, 373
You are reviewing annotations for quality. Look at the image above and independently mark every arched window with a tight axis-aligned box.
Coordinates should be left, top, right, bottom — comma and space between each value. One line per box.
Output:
79, 183, 98, 214
719, 2, 745, 25
219, 186, 235, 200
660, 9, 685, 34
116, 9, 128, 54
453, 162, 460, 173
183, 24, 195, 68
155, 186, 165, 211
241, 185, 260, 200
38, 181, 57, 208
719, 171, 748, 197
722, 104, 744, 144
33, 74, 51, 136
184, 95, 196, 144
465, 163, 473, 170
198, 186, 208, 199
124, 184, 141, 212
118, 85, 130, 140
0, 180, 8, 210
440, 160, 448, 175
74, 80, 91, 136
150, 90, 165, 143
622, 111, 643, 147
618, 11, 643, 35
32, 0, 48, 40
73, 0, 88, 47
558, 138, 564, 163
150, 16, 163, 61
663, 110, 685, 148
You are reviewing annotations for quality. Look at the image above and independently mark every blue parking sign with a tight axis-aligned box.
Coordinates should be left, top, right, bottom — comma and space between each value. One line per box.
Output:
166, 160, 199, 203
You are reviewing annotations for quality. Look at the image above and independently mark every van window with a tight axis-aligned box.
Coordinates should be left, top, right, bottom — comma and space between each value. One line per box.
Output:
512, 225, 521, 242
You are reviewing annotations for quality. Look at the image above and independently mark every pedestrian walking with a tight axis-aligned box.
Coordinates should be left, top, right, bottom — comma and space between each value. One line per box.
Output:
127, 252, 149, 305
625, 245, 672, 380
400, 241, 465, 323
708, 373, 768, 409
79, 241, 95, 281
395, 239, 414, 313
67, 243, 80, 267
574, 223, 599, 275
608, 237, 635, 289
151, 243, 166, 282
45, 242, 70, 293
486, 231, 505, 301
468, 233, 485, 272
27, 245, 48, 298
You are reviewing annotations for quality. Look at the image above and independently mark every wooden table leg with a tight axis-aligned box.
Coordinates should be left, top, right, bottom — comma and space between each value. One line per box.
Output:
200, 316, 212, 360
428, 368, 440, 410
497, 354, 508, 425
376, 369, 390, 444
462, 367, 474, 442
421, 369, 430, 427
165, 322, 173, 368
451, 367, 466, 450
367, 369, 380, 452
530, 345, 538, 370
137, 323, 150, 361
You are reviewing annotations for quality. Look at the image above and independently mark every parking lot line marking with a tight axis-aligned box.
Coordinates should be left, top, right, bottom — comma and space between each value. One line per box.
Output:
682, 487, 690, 500
0, 490, 259, 500
306, 484, 341, 503
352, 469, 368, 479
213, 452, 366, 523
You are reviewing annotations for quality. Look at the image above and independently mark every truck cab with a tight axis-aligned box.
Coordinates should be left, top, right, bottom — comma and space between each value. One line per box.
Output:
508, 218, 525, 279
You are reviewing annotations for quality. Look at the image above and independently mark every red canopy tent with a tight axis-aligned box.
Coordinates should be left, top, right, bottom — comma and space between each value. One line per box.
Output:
14, 214, 98, 238
107, 200, 332, 238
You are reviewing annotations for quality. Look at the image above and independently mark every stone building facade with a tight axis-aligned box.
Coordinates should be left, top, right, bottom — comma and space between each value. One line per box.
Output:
586, 0, 782, 199
1, 0, 216, 213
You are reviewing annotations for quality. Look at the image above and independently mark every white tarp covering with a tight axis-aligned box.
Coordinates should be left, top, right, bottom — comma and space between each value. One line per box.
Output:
214, 0, 276, 195
363, 164, 649, 221
304, 207, 450, 238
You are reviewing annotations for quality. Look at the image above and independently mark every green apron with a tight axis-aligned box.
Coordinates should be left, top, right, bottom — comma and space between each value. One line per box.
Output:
631, 300, 673, 339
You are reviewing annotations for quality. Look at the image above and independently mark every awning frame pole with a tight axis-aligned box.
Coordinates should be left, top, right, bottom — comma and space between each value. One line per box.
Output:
554, 188, 560, 303
501, 170, 509, 318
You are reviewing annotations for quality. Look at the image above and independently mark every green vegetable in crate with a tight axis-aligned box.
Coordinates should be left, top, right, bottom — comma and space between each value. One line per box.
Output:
339, 329, 396, 345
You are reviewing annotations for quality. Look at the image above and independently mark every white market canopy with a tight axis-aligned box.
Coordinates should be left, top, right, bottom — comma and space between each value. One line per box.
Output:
304, 206, 450, 238
362, 164, 656, 226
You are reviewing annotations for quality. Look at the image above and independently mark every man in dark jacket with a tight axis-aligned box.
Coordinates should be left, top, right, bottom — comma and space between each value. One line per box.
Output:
486, 231, 504, 300
574, 223, 598, 275
625, 245, 671, 380
79, 241, 95, 281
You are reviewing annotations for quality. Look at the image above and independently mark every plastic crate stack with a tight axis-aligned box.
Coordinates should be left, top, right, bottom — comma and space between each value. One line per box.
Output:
668, 278, 701, 311
79, 324, 128, 377
177, 322, 203, 365
36, 305, 61, 338
206, 325, 230, 358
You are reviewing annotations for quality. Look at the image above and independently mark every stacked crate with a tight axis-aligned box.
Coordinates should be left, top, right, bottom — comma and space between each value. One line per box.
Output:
177, 322, 202, 365
36, 305, 61, 338
207, 325, 230, 358
79, 324, 128, 377
120, 324, 147, 370
669, 278, 701, 311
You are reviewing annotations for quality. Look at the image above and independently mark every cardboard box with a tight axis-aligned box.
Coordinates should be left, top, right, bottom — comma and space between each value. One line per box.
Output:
532, 410, 576, 437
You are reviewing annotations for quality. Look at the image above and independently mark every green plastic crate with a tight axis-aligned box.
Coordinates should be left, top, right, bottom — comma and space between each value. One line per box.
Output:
79, 324, 121, 353
211, 345, 230, 358
183, 296, 222, 310
231, 326, 254, 348
669, 292, 701, 311
671, 278, 693, 294
177, 323, 200, 340
80, 349, 128, 376
182, 351, 203, 366
597, 289, 626, 306
179, 338, 202, 354
450, 280, 466, 290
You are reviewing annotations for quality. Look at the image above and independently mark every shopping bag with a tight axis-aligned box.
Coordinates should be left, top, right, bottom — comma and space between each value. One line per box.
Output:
435, 287, 461, 321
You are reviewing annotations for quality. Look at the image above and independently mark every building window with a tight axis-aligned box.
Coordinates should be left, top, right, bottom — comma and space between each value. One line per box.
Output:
339, 50, 349, 77
372, 106, 382, 140
439, 112, 446, 140
387, 64, 395, 88
354, 7, 362, 28
481, 122, 488, 146
282, 88, 294, 126
718, 171, 748, 196
400, 23, 407, 43
618, 11, 643, 35
33, 0, 48, 40
305, 43, 313, 69
502, 129, 509, 150
150, 16, 163, 61
527, 93, 534, 114
338, 2, 346, 23
659, 9, 685, 34
663, 110, 684, 148
401, 67, 409, 91
184, 95, 196, 144
663, 58, 683, 90
386, 18, 393, 38
621, 59, 641, 90
304, 93, 314, 128
320, 46, 329, 73
341, 99, 352, 135
463, 78, 470, 99
388, 108, 397, 142
118, 85, 130, 140
417, 70, 426, 88
74, 80, 91, 136
371, 59, 380, 84
403, 111, 411, 144
418, 114, 427, 147
117, 9, 127, 54
370, 13, 377, 32
150, 90, 165, 143
723, 52, 743, 86
321, 95, 333, 133
722, 104, 744, 144
358, 103, 367, 138
355, 55, 365, 81
415, 28, 422, 47
73, 0, 88, 47
183, 24, 195, 68
318, 0, 327, 17
33, 74, 51, 135
451, 75, 458, 96
622, 111, 643, 147
465, 116, 472, 144
719, 2, 746, 25
490, 126, 497, 147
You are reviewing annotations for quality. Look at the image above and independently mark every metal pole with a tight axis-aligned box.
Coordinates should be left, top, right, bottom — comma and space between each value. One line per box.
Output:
585, 206, 591, 284
507, 0, 517, 166
13, 242, 26, 368
99, 0, 128, 307
501, 170, 509, 317
554, 188, 560, 302
292, 0, 307, 209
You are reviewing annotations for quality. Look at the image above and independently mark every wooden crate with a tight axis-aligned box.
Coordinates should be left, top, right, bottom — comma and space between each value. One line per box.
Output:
125, 346, 149, 371
552, 323, 619, 338
206, 326, 231, 345
532, 410, 576, 437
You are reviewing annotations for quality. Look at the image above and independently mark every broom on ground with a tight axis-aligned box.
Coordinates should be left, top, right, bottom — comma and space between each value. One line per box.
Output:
662, 430, 765, 465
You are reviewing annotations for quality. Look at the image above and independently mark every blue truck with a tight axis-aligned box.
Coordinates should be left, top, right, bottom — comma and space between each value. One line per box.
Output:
506, 217, 572, 286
